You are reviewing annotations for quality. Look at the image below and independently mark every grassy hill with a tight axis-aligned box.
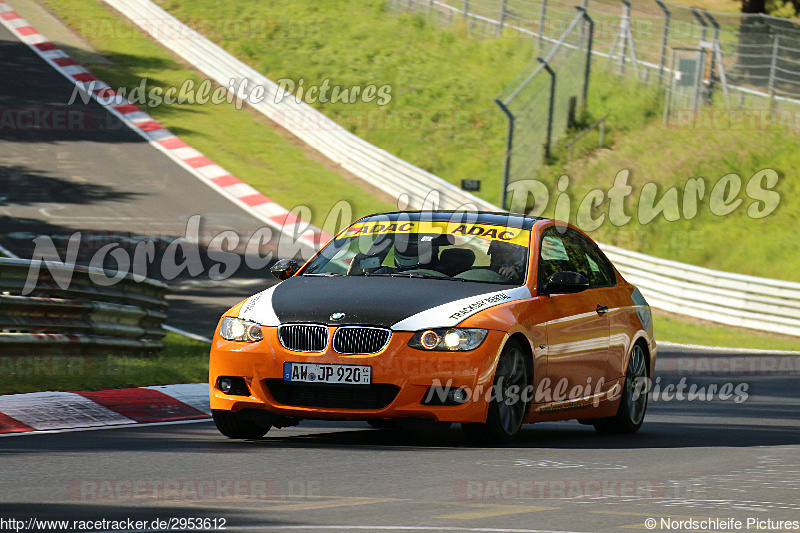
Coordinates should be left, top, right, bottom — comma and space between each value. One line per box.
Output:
152, 0, 799, 282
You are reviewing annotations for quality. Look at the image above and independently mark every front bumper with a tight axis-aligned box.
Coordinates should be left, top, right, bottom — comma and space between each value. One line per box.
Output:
209, 327, 506, 423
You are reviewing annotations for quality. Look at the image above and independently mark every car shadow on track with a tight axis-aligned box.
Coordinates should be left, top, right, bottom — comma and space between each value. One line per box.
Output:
235, 416, 800, 450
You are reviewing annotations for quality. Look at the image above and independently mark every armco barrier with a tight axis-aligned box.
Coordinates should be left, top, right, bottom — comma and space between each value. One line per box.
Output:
99, 1, 800, 339
601, 244, 800, 338
0, 258, 169, 355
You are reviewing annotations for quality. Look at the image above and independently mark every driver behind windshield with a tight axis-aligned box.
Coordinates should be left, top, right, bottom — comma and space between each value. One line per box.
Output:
393, 237, 438, 272
487, 240, 526, 281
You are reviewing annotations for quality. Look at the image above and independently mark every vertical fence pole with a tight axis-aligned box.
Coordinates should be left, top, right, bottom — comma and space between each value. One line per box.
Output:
538, 58, 557, 161
598, 118, 605, 148
620, 0, 631, 75
690, 8, 708, 44
655, 0, 670, 86
663, 49, 674, 125
463, 0, 469, 17
579, 7, 594, 106
693, 49, 706, 114
690, 8, 709, 103
704, 11, 719, 98
539, 0, 549, 51
498, 0, 508, 35
495, 99, 515, 211
769, 33, 780, 114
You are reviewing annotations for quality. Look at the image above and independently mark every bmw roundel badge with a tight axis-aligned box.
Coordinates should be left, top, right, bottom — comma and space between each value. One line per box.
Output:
330, 312, 345, 321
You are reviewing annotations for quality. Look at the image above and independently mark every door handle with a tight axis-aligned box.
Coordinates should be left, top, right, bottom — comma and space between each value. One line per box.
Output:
596, 305, 609, 315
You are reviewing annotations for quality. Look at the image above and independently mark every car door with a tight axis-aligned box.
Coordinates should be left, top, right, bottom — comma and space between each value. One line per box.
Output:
536, 227, 611, 402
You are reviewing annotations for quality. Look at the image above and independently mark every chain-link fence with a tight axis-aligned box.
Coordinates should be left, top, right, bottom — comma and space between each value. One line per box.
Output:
494, 10, 593, 211
391, 0, 800, 112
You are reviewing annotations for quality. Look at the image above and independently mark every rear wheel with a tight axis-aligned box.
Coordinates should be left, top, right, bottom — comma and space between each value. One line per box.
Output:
462, 339, 530, 445
212, 410, 271, 439
594, 343, 648, 434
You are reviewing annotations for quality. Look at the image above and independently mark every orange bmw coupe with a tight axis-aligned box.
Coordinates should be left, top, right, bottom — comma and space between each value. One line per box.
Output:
209, 211, 656, 444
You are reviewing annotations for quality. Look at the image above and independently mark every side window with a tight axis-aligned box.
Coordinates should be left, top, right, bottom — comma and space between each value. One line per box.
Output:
574, 232, 617, 288
537, 227, 589, 286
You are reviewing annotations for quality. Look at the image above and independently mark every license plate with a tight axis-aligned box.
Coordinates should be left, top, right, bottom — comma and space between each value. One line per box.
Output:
283, 362, 372, 385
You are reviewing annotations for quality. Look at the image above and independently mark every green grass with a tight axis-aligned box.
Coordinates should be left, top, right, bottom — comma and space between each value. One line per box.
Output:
154, 0, 539, 208
43, 0, 395, 230
654, 311, 800, 351
533, 88, 800, 281
0, 332, 210, 395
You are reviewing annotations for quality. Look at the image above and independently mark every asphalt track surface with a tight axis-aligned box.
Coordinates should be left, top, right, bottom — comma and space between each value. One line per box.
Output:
0, 22, 279, 337
2, 9, 800, 533
1, 346, 799, 532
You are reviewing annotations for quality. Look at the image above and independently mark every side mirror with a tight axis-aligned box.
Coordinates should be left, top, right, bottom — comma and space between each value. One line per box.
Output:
270, 259, 299, 280
540, 271, 589, 295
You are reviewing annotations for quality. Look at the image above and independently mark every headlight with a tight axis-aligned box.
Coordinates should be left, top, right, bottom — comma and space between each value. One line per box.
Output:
408, 328, 488, 351
220, 317, 263, 343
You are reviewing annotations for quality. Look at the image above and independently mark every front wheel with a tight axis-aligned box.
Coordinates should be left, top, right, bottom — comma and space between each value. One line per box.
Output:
594, 343, 648, 434
212, 410, 271, 439
462, 339, 530, 445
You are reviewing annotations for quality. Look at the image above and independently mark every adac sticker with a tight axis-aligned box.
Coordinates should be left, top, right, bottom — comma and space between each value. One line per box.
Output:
342, 221, 529, 246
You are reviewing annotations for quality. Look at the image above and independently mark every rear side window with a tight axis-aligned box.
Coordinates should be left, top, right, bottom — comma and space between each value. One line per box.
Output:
537, 228, 588, 286
574, 233, 617, 288
537, 227, 616, 288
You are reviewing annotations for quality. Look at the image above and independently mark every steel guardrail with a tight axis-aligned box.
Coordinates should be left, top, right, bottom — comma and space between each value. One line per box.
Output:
600, 244, 800, 337
0, 258, 169, 355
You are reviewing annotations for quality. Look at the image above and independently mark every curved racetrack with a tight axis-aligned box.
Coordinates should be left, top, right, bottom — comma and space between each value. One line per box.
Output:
1, 12, 799, 533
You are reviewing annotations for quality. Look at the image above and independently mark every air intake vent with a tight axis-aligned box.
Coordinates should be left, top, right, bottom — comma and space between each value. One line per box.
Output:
278, 324, 328, 352
265, 380, 400, 409
333, 326, 391, 355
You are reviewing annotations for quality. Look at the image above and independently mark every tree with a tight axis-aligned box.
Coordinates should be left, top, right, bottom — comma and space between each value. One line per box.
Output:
742, 0, 766, 13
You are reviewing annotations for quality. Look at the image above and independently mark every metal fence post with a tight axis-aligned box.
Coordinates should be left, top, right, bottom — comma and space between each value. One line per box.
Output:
769, 33, 780, 114
663, 48, 675, 125
690, 8, 708, 44
463, 0, 469, 17
655, 0, 670, 85
498, 0, 508, 35
689, 8, 709, 103
578, 7, 594, 106
704, 11, 719, 97
694, 49, 706, 114
539, 0, 548, 51
539, 58, 557, 161
495, 99, 515, 211
620, 0, 630, 75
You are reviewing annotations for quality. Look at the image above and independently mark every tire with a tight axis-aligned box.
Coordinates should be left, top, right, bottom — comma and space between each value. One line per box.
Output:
462, 339, 530, 445
594, 342, 648, 434
212, 410, 271, 439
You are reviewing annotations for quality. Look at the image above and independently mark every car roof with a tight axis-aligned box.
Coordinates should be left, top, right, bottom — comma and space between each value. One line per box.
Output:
355, 211, 541, 231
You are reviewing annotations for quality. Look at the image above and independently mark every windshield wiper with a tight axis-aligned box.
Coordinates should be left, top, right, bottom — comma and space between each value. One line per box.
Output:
368, 272, 455, 280
302, 272, 343, 276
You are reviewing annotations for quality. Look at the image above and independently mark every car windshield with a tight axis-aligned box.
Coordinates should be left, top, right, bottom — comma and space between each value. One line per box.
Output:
303, 219, 531, 285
